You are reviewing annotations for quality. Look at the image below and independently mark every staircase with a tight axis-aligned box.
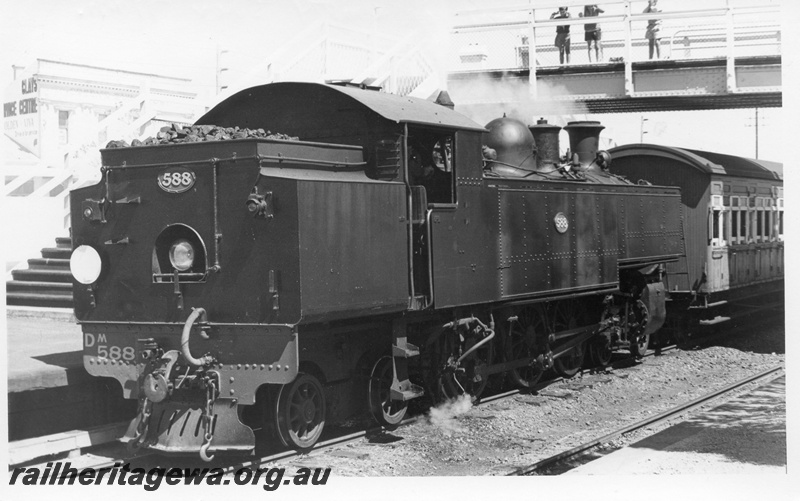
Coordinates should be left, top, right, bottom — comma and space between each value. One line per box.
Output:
7, 237, 73, 309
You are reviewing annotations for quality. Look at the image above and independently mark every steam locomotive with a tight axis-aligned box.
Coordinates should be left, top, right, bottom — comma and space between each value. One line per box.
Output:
70, 81, 737, 460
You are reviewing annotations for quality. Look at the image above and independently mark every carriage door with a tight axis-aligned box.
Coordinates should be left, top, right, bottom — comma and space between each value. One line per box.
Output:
706, 185, 730, 292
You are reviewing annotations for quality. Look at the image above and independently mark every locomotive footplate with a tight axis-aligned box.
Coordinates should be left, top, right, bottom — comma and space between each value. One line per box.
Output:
122, 397, 255, 455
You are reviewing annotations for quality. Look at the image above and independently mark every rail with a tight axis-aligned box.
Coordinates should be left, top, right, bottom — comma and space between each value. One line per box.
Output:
509, 364, 785, 475
10, 338, 681, 469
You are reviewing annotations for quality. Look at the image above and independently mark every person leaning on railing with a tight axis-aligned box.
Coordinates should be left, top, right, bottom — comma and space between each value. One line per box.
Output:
551, 6, 572, 64
580, 4, 605, 62
644, 0, 662, 59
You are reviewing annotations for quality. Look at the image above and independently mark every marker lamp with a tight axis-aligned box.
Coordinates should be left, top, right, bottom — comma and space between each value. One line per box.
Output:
70, 245, 102, 284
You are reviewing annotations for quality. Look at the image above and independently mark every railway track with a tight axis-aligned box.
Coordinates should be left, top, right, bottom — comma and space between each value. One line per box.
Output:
10, 331, 780, 474
5, 341, 677, 470
507, 364, 785, 476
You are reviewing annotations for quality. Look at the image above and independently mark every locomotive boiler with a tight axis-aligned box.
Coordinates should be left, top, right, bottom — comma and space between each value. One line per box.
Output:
69, 82, 684, 459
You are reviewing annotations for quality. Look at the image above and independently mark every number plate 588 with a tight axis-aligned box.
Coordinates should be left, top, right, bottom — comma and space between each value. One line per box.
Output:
158, 167, 196, 193
85, 332, 136, 362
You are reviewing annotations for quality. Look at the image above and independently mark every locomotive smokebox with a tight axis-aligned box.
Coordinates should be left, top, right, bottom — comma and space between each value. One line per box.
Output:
484, 116, 537, 175
529, 118, 562, 170
564, 121, 605, 167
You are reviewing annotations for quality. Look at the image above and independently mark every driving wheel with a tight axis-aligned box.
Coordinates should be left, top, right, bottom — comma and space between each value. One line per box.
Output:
368, 356, 408, 428
503, 305, 548, 389
275, 373, 326, 451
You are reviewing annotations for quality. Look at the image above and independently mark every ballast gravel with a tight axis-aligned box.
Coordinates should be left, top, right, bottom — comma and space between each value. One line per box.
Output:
272, 321, 785, 476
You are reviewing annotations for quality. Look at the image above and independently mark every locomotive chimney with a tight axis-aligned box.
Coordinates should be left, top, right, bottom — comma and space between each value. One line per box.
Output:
564, 121, 605, 168
529, 118, 561, 170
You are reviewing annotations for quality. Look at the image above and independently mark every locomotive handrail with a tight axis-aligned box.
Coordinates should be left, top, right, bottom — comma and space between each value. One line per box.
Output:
102, 154, 367, 171
102, 157, 229, 170
211, 160, 222, 273
257, 155, 367, 169
153, 272, 206, 280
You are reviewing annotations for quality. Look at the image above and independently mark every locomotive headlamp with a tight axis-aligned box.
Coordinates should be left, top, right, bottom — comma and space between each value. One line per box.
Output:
169, 239, 195, 271
70, 245, 102, 284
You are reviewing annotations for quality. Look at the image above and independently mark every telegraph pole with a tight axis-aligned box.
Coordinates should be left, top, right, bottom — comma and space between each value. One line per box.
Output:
216, 48, 229, 95
640, 115, 649, 143
755, 107, 759, 159
745, 108, 760, 159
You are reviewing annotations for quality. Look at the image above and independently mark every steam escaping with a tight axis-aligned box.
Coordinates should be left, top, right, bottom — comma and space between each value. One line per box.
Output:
428, 394, 473, 436
450, 73, 590, 127
447, 73, 626, 155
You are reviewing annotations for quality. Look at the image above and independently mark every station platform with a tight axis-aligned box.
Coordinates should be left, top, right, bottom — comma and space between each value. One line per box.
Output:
567, 375, 786, 474
6, 307, 135, 442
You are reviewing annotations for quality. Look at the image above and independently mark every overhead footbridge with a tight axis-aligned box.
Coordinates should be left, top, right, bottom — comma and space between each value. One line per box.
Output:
447, 1, 781, 114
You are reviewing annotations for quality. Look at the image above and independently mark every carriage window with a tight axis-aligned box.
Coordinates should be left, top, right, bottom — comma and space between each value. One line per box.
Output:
740, 210, 747, 242
729, 196, 749, 245
757, 208, 765, 241
724, 210, 732, 244
711, 208, 726, 247
712, 210, 719, 240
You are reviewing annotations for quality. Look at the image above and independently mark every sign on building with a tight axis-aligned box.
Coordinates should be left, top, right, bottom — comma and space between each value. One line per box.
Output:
4, 69, 41, 158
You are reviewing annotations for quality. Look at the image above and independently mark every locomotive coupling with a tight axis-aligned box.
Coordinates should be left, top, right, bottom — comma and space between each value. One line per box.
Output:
139, 348, 182, 404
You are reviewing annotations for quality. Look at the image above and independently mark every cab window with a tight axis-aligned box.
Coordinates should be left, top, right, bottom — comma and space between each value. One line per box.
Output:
407, 130, 455, 205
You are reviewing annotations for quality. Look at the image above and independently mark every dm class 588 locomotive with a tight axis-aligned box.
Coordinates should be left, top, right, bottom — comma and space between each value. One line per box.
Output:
69, 81, 686, 460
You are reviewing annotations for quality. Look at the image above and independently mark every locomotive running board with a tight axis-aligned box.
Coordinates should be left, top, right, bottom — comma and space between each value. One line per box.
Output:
122, 398, 254, 454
